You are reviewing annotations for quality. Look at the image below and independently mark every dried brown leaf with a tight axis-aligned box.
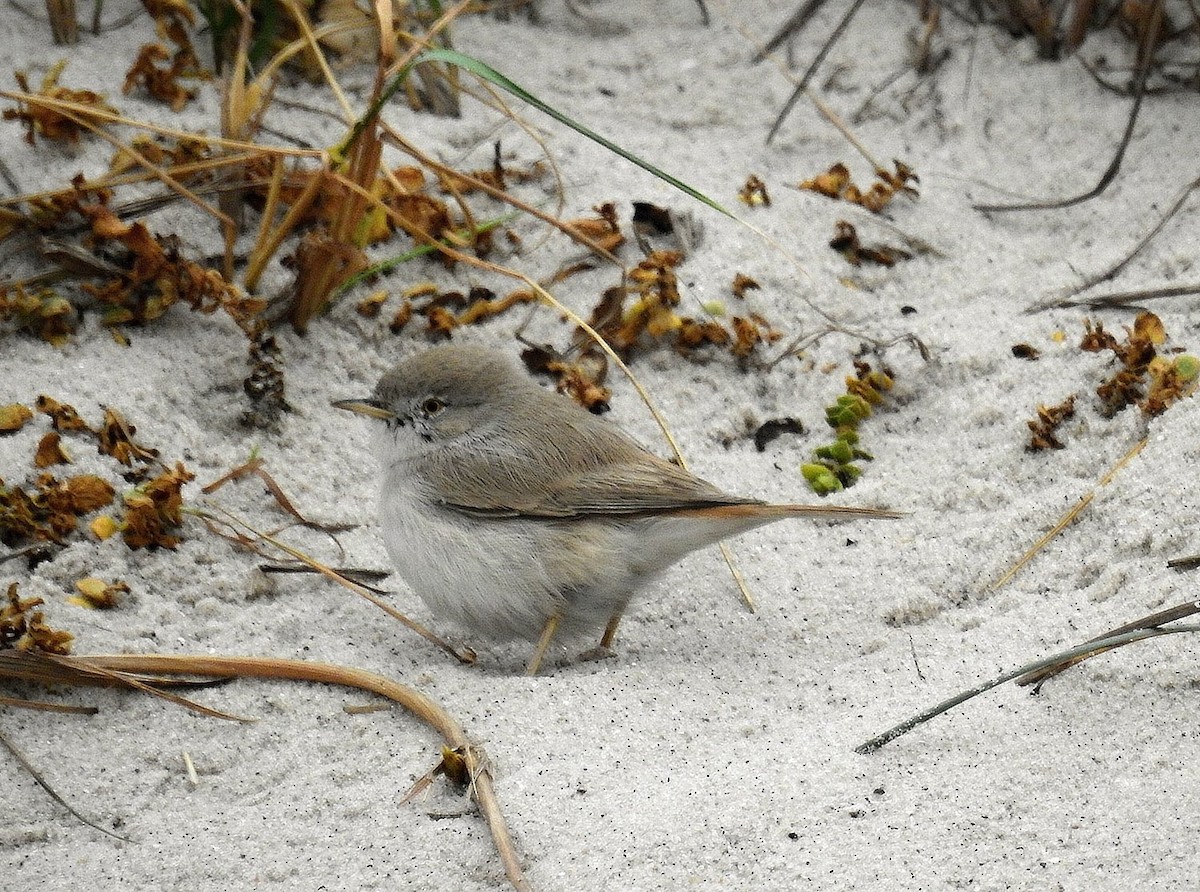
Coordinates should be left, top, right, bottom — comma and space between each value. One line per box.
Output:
33, 432, 70, 468
0, 404, 33, 433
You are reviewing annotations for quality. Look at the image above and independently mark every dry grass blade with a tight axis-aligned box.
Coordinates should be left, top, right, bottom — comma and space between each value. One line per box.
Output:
0, 651, 252, 722
0, 695, 96, 714
201, 454, 344, 532
1017, 599, 1200, 689
72, 653, 531, 892
0, 726, 126, 840
987, 436, 1147, 593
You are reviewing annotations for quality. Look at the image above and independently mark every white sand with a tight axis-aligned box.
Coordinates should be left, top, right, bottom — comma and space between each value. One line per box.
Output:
2, 1, 1197, 889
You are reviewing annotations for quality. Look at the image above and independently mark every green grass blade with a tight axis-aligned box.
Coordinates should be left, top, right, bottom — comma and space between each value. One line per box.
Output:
337, 48, 732, 219
420, 48, 733, 218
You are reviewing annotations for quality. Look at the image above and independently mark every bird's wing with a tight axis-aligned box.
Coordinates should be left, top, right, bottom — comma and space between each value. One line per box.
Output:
427, 409, 757, 519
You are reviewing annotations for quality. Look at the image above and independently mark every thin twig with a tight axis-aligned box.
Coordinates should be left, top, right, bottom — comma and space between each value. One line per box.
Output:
1018, 599, 1200, 688
203, 505, 476, 665
766, 0, 869, 144
857, 624, 1200, 754
1029, 173, 1200, 309
0, 726, 128, 840
1033, 282, 1200, 312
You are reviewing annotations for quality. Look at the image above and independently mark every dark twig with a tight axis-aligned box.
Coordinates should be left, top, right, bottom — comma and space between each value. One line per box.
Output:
753, 0, 831, 63
1029, 173, 1200, 309
1168, 554, 1200, 571
0, 726, 128, 840
1033, 282, 1200, 312
857, 623, 1200, 754
973, 0, 1164, 212
766, 0, 868, 144
1018, 599, 1200, 689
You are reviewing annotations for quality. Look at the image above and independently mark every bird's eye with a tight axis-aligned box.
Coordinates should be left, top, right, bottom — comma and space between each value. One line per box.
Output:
420, 397, 446, 416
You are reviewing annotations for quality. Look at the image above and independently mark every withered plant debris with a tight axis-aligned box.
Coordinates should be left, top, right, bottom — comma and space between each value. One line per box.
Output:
439, 143, 547, 195
36, 395, 90, 433
123, 43, 201, 112
829, 221, 912, 267
70, 577, 129, 610
1, 584, 73, 654
201, 453, 344, 534
120, 463, 194, 549
1012, 343, 1041, 360
0, 287, 77, 345
521, 344, 611, 414
108, 134, 211, 178
241, 328, 290, 431
753, 417, 805, 452
0, 404, 34, 433
579, 251, 780, 365
80, 205, 266, 334
400, 744, 474, 806
799, 161, 919, 213
1081, 312, 1197, 417
0, 470, 114, 546
4, 62, 118, 145
34, 432, 71, 468
356, 290, 389, 318
731, 273, 760, 298
98, 407, 161, 467
0, 397, 198, 551
564, 202, 624, 255
738, 174, 771, 207
802, 360, 895, 494
1026, 395, 1077, 451
379, 286, 536, 340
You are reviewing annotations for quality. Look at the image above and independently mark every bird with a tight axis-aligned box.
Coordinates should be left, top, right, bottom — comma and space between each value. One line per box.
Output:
335, 344, 900, 674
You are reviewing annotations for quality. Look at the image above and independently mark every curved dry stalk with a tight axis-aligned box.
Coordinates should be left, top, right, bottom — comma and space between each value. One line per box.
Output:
77, 653, 531, 892
1030, 173, 1200, 309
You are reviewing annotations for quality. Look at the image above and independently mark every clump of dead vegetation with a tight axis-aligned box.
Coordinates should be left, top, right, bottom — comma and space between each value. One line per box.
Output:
1024, 311, 1197, 451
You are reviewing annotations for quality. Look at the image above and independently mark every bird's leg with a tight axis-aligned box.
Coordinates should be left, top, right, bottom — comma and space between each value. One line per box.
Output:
599, 609, 623, 649
525, 614, 561, 676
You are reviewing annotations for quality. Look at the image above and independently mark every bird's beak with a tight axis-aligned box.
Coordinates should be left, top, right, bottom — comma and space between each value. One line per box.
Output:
331, 398, 395, 421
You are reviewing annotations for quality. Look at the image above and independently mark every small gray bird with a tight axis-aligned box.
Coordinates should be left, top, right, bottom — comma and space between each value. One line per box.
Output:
335, 344, 899, 674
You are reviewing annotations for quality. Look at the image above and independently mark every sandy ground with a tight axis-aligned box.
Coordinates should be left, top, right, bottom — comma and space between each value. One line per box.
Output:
2, 1, 1198, 889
